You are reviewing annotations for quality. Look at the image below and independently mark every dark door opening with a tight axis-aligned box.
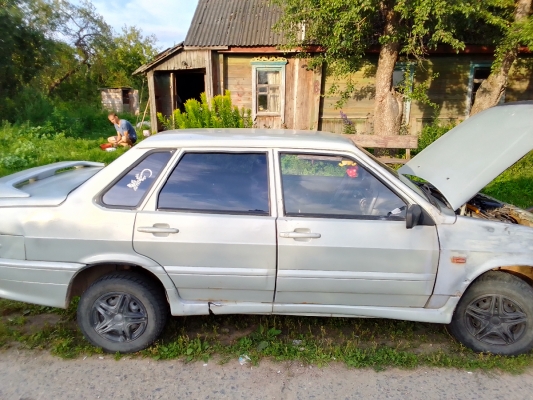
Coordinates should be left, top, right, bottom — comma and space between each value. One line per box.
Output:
175, 69, 205, 111
153, 69, 206, 131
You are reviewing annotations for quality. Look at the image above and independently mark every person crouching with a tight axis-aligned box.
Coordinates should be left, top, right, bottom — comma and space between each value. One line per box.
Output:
107, 113, 137, 147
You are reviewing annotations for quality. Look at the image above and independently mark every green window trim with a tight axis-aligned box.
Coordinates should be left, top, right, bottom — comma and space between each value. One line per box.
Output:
251, 60, 288, 122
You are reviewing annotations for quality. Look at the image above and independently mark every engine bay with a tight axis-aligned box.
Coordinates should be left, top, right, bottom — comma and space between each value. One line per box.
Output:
462, 193, 519, 224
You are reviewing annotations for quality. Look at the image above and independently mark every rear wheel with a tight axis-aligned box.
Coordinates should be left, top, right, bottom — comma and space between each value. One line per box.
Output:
77, 272, 168, 353
448, 271, 533, 356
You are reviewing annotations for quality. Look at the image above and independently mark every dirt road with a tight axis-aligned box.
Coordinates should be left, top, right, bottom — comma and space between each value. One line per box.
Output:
1, 349, 532, 400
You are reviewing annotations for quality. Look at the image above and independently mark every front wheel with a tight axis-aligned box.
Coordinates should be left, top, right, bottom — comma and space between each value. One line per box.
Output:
448, 271, 533, 356
77, 272, 168, 353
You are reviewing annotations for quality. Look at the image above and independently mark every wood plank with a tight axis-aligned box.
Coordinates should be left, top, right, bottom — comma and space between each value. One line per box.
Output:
343, 134, 418, 148
205, 51, 213, 101
284, 58, 295, 128
147, 71, 158, 133
218, 53, 225, 95
310, 64, 323, 130
153, 50, 208, 71
377, 157, 409, 164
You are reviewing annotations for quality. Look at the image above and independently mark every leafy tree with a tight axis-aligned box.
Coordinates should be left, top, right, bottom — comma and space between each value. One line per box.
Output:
103, 26, 160, 89
46, 0, 113, 95
0, 0, 55, 117
470, 0, 533, 115
273, 0, 510, 136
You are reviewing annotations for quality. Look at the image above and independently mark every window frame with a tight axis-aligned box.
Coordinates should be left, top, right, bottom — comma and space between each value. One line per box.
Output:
393, 62, 415, 123
155, 150, 272, 217
98, 149, 175, 210
465, 62, 504, 117
251, 61, 287, 122
277, 151, 408, 221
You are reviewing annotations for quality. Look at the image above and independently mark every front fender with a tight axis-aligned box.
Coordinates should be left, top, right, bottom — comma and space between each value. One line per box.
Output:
435, 217, 533, 297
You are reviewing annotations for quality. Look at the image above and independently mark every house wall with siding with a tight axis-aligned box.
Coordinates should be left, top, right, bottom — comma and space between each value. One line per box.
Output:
223, 54, 321, 130
319, 54, 533, 135
144, 49, 532, 134
507, 57, 533, 102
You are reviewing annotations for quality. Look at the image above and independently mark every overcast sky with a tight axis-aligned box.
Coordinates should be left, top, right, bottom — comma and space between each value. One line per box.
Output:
88, 0, 199, 50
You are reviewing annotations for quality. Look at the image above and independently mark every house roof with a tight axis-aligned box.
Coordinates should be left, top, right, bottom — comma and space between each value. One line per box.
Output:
184, 0, 284, 47
132, 42, 184, 75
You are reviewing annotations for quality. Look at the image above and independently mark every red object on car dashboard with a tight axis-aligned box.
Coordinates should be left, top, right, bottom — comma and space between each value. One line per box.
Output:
346, 166, 358, 178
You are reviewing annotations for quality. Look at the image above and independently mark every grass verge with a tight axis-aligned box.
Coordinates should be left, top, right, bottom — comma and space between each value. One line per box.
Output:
1, 299, 533, 373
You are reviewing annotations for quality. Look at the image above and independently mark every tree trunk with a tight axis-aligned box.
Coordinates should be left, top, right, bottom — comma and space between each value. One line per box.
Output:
372, 2, 402, 138
470, 0, 532, 116
48, 58, 89, 95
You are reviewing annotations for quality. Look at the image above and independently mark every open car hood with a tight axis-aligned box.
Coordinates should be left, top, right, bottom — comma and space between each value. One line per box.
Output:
399, 102, 533, 210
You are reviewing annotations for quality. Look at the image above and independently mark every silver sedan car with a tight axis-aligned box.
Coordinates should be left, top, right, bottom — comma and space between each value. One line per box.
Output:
1, 102, 533, 355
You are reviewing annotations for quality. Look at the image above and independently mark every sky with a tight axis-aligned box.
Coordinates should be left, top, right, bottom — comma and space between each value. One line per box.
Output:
87, 0, 199, 50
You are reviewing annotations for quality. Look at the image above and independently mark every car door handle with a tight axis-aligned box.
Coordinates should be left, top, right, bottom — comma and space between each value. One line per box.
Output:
279, 231, 321, 239
137, 226, 179, 234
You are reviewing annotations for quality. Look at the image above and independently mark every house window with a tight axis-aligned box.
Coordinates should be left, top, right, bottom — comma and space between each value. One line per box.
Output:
393, 63, 414, 123
466, 62, 502, 116
251, 60, 287, 121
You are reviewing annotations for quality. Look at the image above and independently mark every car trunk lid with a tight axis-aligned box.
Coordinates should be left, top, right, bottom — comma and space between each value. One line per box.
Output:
0, 161, 104, 207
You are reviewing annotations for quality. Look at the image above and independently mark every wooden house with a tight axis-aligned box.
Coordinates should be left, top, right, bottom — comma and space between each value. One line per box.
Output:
100, 87, 140, 115
134, 0, 533, 137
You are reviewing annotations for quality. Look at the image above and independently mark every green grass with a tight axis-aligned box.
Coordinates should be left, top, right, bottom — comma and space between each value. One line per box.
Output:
0, 122, 129, 177
2, 301, 533, 372
482, 151, 533, 209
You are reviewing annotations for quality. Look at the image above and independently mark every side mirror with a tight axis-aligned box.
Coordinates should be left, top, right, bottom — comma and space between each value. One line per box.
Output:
406, 204, 422, 229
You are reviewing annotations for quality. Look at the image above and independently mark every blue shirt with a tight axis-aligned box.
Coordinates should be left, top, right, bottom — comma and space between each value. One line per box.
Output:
114, 119, 137, 141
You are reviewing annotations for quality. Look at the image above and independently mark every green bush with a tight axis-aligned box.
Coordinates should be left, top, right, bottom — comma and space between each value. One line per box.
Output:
415, 119, 456, 154
7, 90, 138, 140
158, 91, 252, 130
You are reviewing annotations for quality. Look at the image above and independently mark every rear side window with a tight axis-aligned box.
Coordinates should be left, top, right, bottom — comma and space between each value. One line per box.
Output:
158, 152, 269, 215
102, 151, 173, 208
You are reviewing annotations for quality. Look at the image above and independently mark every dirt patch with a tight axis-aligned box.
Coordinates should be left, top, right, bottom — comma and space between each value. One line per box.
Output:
217, 324, 257, 345
411, 342, 450, 354
20, 314, 62, 335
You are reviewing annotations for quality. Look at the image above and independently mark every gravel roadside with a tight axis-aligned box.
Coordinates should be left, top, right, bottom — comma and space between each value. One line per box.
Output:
1, 349, 533, 400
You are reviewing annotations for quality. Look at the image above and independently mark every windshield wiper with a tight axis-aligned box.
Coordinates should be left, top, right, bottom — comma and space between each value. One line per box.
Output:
419, 183, 438, 207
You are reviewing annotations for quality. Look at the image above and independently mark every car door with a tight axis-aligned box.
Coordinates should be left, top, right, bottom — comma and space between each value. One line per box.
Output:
133, 150, 277, 306
274, 151, 439, 309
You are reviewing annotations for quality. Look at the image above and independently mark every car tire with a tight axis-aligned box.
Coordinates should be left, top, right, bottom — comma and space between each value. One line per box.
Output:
77, 272, 168, 353
447, 270, 533, 356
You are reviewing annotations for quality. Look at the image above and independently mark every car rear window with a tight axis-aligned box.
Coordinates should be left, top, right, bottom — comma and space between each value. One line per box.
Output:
158, 152, 269, 215
102, 151, 173, 208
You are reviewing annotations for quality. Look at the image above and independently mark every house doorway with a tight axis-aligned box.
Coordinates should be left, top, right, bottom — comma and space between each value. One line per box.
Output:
175, 69, 206, 111
153, 68, 206, 130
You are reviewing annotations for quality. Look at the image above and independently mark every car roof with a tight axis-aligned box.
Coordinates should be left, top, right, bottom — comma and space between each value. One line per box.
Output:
136, 128, 357, 151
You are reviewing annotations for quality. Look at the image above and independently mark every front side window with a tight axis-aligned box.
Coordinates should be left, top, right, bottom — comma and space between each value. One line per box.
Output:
102, 151, 173, 208
251, 60, 287, 120
158, 152, 269, 215
280, 153, 406, 219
